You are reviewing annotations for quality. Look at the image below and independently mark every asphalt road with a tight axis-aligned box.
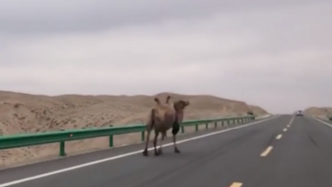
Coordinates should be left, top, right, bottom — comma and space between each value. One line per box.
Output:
1, 115, 332, 187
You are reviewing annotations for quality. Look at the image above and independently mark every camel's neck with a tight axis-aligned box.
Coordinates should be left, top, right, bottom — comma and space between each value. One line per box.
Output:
174, 107, 183, 114
176, 112, 184, 123
176, 109, 184, 114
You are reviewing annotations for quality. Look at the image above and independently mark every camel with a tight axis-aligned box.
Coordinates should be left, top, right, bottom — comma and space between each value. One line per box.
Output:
142, 95, 190, 156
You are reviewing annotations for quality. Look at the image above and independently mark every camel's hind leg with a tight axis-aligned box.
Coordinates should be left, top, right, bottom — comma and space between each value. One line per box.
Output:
143, 109, 156, 156
157, 131, 166, 154
142, 127, 151, 156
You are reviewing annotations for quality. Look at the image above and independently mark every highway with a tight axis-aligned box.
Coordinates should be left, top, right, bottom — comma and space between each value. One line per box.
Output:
1, 115, 332, 187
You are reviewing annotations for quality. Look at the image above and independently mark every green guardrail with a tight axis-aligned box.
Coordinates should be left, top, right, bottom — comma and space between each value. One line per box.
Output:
0, 115, 256, 157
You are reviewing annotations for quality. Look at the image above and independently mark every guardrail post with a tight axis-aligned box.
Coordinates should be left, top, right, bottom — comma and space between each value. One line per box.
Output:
195, 124, 198, 131
109, 135, 114, 147
181, 125, 185, 133
141, 131, 145, 142
59, 141, 66, 157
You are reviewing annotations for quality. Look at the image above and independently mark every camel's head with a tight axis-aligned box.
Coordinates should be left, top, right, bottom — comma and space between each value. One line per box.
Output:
174, 100, 190, 112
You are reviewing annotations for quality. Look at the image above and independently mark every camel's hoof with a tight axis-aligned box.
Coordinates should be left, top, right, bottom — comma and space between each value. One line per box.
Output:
157, 148, 163, 154
174, 148, 181, 153
154, 151, 161, 156
142, 150, 148, 156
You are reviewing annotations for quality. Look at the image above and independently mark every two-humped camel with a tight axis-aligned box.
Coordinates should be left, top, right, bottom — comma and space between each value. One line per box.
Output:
142, 95, 190, 156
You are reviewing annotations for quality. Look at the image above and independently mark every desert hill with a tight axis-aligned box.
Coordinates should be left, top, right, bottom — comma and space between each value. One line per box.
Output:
249, 105, 269, 116
0, 90, 268, 168
303, 107, 332, 120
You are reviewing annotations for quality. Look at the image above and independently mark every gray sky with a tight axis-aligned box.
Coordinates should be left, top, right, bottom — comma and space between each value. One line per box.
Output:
0, 0, 331, 114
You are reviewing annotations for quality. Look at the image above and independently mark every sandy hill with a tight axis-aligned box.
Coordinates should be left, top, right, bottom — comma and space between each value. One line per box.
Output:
0, 90, 268, 168
249, 105, 269, 116
303, 107, 332, 120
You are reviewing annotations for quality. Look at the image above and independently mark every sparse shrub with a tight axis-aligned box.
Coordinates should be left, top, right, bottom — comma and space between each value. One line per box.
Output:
247, 111, 254, 115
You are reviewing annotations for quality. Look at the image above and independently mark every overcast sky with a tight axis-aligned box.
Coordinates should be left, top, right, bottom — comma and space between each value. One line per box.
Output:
0, 0, 331, 113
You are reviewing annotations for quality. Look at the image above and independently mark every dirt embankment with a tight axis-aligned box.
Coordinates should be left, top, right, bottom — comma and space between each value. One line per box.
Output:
303, 107, 332, 120
0, 90, 269, 168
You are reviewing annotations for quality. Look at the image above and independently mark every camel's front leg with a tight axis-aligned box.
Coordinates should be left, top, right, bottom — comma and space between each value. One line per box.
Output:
172, 121, 181, 153
172, 134, 181, 153
153, 131, 160, 156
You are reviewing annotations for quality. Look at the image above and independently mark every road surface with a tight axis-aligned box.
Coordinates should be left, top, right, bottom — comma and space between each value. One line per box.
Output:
1, 115, 332, 187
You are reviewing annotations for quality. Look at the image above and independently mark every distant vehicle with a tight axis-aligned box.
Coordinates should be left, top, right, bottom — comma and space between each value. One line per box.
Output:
296, 110, 303, 116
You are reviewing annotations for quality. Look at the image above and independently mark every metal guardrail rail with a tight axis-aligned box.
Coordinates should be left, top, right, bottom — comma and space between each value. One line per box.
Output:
0, 116, 255, 156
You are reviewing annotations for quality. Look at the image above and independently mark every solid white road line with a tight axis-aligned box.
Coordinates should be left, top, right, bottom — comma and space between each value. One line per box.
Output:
0, 116, 279, 187
314, 117, 332, 128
